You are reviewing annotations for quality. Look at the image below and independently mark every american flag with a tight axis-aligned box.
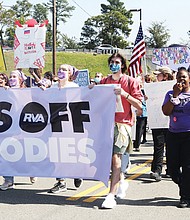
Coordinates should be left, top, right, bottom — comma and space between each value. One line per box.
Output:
24, 30, 30, 35
128, 22, 146, 78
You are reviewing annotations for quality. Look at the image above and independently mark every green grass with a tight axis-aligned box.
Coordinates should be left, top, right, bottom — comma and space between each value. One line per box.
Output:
3, 51, 110, 78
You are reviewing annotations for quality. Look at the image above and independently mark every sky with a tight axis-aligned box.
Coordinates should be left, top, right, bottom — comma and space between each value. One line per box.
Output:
6, 0, 190, 46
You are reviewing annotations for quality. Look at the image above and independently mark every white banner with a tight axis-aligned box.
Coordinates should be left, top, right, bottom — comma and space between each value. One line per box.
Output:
0, 86, 116, 185
144, 80, 175, 129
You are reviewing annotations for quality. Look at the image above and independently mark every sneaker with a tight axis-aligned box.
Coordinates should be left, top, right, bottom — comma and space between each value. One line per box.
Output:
30, 177, 37, 184
141, 140, 147, 144
162, 173, 171, 178
150, 172, 155, 179
116, 180, 129, 199
101, 193, 117, 209
150, 172, 161, 182
177, 199, 190, 208
0, 181, 15, 191
48, 181, 67, 194
74, 178, 83, 188
154, 172, 162, 182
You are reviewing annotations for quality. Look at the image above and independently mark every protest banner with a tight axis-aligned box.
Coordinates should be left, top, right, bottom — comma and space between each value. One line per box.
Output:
74, 69, 90, 86
144, 80, 175, 129
152, 46, 190, 71
0, 86, 115, 186
0, 45, 6, 71
14, 19, 47, 69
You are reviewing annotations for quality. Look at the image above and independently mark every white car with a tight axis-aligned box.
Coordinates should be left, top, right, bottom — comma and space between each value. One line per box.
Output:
95, 44, 118, 51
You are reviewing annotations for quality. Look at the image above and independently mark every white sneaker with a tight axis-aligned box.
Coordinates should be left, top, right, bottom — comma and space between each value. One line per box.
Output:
30, 177, 37, 184
0, 181, 15, 191
126, 160, 131, 172
116, 180, 129, 199
101, 193, 117, 209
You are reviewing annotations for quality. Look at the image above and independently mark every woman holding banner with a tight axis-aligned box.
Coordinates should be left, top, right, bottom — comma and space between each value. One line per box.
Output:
0, 70, 37, 190
162, 67, 190, 208
47, 64, 83, 194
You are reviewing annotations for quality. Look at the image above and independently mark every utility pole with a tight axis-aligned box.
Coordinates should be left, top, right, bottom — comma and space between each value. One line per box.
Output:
52, 0, 56, 75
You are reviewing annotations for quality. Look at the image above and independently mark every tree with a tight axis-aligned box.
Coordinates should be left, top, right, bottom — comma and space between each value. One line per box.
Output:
4, 0, 33, 47
80, 0, 133, 49
43, 0, 75, 48
4, 27, 15, 47
0, 3, 16, 45
145, 21, 170, 48
32, 4, 52, 48
33, 4, 49, 23
11, 0, 33, 23
59, 34, 79, 49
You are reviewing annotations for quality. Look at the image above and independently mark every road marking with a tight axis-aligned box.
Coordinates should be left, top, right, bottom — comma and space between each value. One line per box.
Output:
66, 159, 152, 202
84, 166, 151, 203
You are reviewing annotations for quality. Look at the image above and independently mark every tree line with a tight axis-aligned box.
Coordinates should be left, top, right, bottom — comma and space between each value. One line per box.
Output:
0, 0, 186, 50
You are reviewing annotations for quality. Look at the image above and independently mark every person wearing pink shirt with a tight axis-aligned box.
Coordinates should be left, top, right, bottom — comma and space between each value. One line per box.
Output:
100, 53, 142, 209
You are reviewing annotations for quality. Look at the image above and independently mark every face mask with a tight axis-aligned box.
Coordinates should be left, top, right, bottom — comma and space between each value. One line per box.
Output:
94, 77, 101, 84
57, 71, 67, 79
9, 78, 19, 87
110, 63, 121, 73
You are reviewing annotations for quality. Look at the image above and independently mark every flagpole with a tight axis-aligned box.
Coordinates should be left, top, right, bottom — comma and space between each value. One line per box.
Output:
129, 9, 147, 76
139, 10, 147, 75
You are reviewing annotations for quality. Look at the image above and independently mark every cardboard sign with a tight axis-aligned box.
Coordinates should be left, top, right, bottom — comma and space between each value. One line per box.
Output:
14, 24, 46, 68
152, 47, 190, 71
74, 69, 90, 86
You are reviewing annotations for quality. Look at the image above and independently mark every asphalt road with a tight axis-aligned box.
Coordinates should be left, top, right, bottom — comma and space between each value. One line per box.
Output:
0, 132, 189, 220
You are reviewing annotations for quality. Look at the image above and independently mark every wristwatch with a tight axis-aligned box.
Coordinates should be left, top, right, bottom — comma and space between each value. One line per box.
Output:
169, 94, 180, 105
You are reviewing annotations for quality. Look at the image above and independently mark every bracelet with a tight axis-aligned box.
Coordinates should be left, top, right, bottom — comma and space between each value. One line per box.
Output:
126, 94, 129, 99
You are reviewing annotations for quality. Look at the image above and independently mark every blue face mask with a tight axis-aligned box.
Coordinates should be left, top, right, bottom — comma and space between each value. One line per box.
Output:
110, 63, 121, 73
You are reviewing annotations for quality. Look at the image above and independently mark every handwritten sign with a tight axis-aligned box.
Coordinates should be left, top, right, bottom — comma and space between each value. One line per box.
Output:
152, 47, 190, 71
14, 25, 46, 68
74, 69, 90, 87
144, 80, 175, 129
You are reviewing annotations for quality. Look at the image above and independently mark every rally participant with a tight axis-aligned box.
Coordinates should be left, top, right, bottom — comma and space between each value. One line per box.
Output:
162, 67, 190, 208
96, 53, 142, 208
48, 64, 83, 193
0, 70, 37, 190
150, 67, 173, 182
0, 72, 9, 88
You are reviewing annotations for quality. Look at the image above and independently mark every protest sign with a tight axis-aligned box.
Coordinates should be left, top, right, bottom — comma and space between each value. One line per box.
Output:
152, 47, 190, 71
74, 69, 90, 86
0, 86, 115, 185
144, 80, 175, 128
14, 20, 47, 68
